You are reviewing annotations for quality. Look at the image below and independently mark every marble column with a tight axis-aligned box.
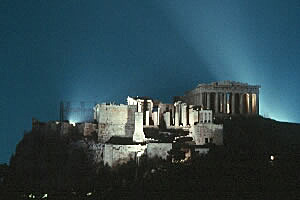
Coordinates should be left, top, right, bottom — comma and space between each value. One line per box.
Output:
207, 92, 211, 110
220, 93, 223, 113
188, 105, 194, 126
175, 112, 179, 126
199, 92, 203, 108
249, 93, 252, 114
181, 103, 187, 126
163, 112, 171, 128
171, 108, 175, 125
252, 94, 256, 114
137, 102, 142, 112
231, 93, 235, 114
214, 92, 219, 114
256, 93, 259, 115
133, 112, 145, 143
194, 109, 199, 124
153, 111, 158, 126
175, 104, 180, 126
157, 107, 160, 125
223, 93, 227, 114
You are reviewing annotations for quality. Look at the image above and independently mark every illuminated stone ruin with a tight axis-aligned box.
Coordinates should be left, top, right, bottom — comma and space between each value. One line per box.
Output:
93, 103, 138, 143
133, 112, 146, 143
36, 80, 260, 167
181, 81, 260, 115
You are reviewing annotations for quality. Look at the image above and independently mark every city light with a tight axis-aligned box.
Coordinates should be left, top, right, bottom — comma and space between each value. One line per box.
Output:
270, 155, 275, 161
86, 192, 92, 196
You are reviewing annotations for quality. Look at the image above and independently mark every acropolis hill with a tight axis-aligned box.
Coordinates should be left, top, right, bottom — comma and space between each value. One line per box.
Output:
32, 81, 260, 167
6, 81, 300, 200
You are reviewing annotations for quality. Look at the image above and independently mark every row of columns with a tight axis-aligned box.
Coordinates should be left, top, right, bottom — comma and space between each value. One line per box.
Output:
163, 104, 213, 128
192, 92, 259, 115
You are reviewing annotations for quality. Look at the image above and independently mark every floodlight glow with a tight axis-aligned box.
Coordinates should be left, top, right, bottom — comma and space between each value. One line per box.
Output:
137, 151, 144, 157
69, 121, 76, 126
227, 103, 230, 114
87, 192, 92, 196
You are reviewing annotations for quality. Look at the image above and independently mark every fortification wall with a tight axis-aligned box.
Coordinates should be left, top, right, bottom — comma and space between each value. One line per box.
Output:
95, 104, 137, 142
147, 143, 172, 160
88, 143, 105, 164
192, 123, 223, 145
77, 123, 97, 137
104, 144, 146, 167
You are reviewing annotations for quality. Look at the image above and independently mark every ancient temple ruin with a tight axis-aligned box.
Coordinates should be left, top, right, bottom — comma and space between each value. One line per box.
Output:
181, 81, 260, 115
34, 80, 260, 167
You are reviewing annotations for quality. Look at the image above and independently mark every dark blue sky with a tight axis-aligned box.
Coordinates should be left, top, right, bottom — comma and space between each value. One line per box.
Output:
1, 0, 300, 163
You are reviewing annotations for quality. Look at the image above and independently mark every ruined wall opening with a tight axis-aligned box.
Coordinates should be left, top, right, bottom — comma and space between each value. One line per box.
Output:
234, 93, 240, 114
224, 93, 230, 114
210, 93, 216, 113
219, 93, 224, 113
202, 92, 207, 109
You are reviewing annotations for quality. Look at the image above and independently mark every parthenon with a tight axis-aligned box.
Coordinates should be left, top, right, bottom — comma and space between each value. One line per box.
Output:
182, 81, 260, 115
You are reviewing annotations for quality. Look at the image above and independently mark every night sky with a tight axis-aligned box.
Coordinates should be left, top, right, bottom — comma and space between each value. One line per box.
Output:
1, 0, 300, 163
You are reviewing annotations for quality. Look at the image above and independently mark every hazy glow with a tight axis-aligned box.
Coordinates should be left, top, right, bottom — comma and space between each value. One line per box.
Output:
227, 103, 230, 114
259, 94, 293, 123
86, 192, 92, 196
68, 114, 85, 124
69, 121, 76, 126
156, 1, 298, 123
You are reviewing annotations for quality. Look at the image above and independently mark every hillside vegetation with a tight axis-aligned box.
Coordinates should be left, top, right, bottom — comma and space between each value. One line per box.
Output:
1, 116, 300, 199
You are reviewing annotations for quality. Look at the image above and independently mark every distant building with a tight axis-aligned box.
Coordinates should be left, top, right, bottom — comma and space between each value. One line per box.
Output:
181, 81, 260, 116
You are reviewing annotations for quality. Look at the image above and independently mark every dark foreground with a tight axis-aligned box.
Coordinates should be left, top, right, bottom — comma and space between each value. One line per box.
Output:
1, 116, 300, 199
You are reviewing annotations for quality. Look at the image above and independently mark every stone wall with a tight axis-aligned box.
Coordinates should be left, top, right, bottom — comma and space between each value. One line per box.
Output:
147, 143, 172, 160
192, 123, 223, 145
88, 143, 105, 164
77, 123, 97, 137
104, 144, 147, 167
198, 110, 213, 123
158, 103, 174, 126
94, 104, 137, 143
194, 148, 210, 155
127, 96, 154, 123
60, 122, 72, 135
32, 119, 61, 133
